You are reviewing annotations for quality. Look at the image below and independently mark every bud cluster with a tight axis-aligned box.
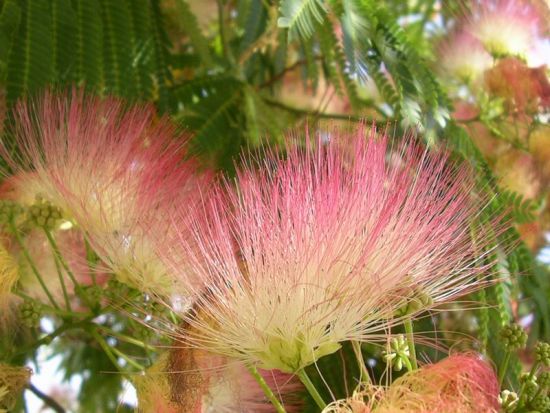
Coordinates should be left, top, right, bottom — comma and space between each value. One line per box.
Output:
383, 335, 410, 371
0, 200, 23, 225
500, 323, 528, 351
19, 300, 42, 328
27, 198, 62, 229
536, 342, 550, 368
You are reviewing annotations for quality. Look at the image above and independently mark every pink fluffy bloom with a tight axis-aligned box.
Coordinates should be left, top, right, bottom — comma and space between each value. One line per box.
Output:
465, 0, 541, 57
438, 31, 493, 84
1, 90, 208, 297
135, 348, 301, 412
161, 125, 504, 373
323, 354, 499, 413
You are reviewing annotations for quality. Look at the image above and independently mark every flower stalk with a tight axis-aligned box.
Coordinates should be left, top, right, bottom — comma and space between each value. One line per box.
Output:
296, 369, 327, 410
404, 318, 418, 370
247, 364, 287, 413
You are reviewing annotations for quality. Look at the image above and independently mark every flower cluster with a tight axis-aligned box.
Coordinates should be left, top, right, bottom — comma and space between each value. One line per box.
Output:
1, 90, 209, 299
157, 126, 503, 375
0, 92, 508, 412
322, 354, 499, 413
135, 347, 301, 412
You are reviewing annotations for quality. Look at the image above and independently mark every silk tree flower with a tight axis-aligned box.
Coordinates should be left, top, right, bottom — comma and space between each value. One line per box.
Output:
0, 240, 19, 326
438, 31, 492, 84
160, 126, 503, 374
322, 354, 499, 413
0, 172, 108, 307
0, 363, 31, 413
1, 91, 209, 298
466, 0, 540, 57
135, 348, 301, 412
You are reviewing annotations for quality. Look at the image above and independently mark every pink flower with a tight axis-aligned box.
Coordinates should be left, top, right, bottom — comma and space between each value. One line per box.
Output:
1, 90, 209, 298
161, 125, 505, 373
466, 0, 541, 57
135, 348, 301, 412
323, 354, 499, 413
438, 31, 493, 84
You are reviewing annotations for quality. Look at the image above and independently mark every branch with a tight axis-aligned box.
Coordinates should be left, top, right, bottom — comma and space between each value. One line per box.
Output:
263, 97, 374, 122
28, 384, 66, 413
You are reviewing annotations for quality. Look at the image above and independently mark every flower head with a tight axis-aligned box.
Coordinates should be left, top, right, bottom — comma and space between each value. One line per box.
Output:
1, 90, 208, 297
438, 31, 493, 83
135, 347, 301, 412
323, 354, 499, 413
0, 240, 19, 326
466, 0, 540, 57
0, 363, 31, 412
162, 125, 503, 373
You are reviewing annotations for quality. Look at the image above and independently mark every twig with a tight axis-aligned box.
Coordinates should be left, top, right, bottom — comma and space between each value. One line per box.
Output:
28, 383, 66, 413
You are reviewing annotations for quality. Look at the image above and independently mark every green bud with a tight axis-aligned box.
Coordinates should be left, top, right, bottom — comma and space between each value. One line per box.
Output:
27, 199, 62, 229
500, 323, 528, 351
538, 372, 550, 389
530, 395, 550, 412
524, 380, 540, 399
19, 300, 42, 328
0, 199, 24, 225
536, 342, 550, 368
382, 335, 410, 371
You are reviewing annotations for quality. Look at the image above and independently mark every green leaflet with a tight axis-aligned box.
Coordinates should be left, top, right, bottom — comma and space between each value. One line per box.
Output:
278, 0, 327, 40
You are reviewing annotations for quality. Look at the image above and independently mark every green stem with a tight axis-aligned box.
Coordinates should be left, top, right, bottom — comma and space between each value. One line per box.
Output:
97, 326, 151, 349
498, 351, 511, 386
404, 318, 418, 370
51, 248, 72, 311
402, 354, 413, 372
90, 330, 125, 375
296, 368, 327, 410
9, 219, 59, 309
13, 291, 73, 318
247, 364, 287, 413
44, 229, 78, 287
351, 341, 371, 384
517, 360, 541, 407
109, 346, 146, 371
83, 238, 97, 285
15, 316, 94, 357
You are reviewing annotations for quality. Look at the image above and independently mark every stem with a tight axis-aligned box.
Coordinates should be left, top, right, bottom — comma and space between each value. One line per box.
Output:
9, 219, 59, 309
109, 346, 146, 371
351, 341, 371, 384
517, 360, 541, 407
97, 326, 151, 349
91, 330, 124, 374
247, 364, 287, 413
84, 238, 97, 285
27, 384, 65, 413
402, 354, 413, 372
498, 351, 511, 386
16, 317, 94, 357
51, 249, 72, 311
44, 229, 78, 287
404, 318, 418, 370
296, 369, 327, 410
216, 0, 236, 67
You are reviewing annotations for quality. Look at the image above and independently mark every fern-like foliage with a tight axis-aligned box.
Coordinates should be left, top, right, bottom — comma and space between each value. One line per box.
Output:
500, 190, 541, 224
0, 0, 172, 104
278, 0, 327, 40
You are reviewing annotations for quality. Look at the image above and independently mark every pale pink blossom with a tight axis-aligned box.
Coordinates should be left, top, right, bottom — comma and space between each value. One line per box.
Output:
161, 125, 504, 373
135, 348, 301, 412
438, 31, 492, 83
466, 0, 541, 57
323, 354, 499, 413
1, 91, 209, 297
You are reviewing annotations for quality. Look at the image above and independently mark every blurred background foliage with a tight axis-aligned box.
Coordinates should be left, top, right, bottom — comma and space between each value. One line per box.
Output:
0, 0, 549, 411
